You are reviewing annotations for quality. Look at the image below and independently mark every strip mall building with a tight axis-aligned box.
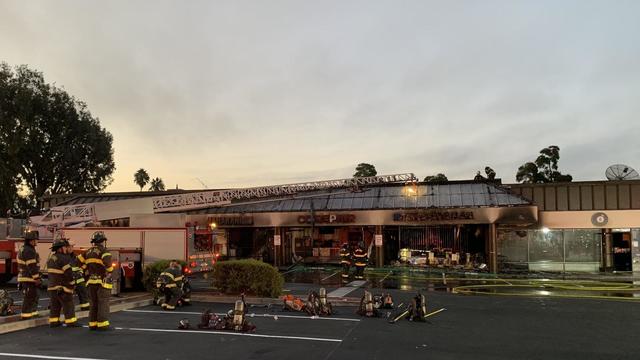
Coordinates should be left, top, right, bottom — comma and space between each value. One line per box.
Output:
42, 179, 640, 275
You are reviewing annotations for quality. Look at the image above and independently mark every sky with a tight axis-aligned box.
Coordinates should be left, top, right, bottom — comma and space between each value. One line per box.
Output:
1, 0, 639, 192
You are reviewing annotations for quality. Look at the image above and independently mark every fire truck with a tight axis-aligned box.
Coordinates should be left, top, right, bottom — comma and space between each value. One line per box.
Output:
0, 218, 27, 285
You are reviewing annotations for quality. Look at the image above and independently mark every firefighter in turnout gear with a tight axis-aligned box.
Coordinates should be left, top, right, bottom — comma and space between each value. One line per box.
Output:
339, 243, 351, 283
46, 239, 79, 327
82, 231, 113, 330
71, 246, 90, 311
353, 243, 368, 280
17, 230, 41, 320
158, 260, 183, 311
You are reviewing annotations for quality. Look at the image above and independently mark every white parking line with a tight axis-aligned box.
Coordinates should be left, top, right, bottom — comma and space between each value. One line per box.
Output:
123, 309, 361, 322
0, 353, 109, 360
118, 326, 342, 343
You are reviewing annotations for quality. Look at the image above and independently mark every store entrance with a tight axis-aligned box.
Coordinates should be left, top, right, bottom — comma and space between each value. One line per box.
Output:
612, 230, 632, 271
227, 228, 254, 259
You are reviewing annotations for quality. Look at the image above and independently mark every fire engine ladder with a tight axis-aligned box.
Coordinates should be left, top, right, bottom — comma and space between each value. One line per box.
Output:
30, 204, 96, 228
152, 173, 417, 212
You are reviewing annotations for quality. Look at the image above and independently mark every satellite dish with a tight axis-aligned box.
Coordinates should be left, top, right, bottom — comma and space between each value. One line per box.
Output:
605, 164, 640, 181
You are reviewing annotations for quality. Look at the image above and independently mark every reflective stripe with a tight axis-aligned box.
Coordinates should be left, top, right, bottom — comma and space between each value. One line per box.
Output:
21, 313, 33, 318
85, 258, 104, 265
101, 252, 112, 259
77, 254, 86, 262
355, 263, 367, 266
16, 259, 26, 265
31, 311, 39, 316
164, 304, 175, 309
160, 272, 175, 280
32, 274, 40, 279
97, 321, 110, 327
48, 268, 65, 275
87, 279, 103, 285
165, 283, 177, 288
340, 261, 351, 264
62, 264, 71, 271
102, 283, 113, 289
174, 276, 184, 281
80, 303, 90, 308
49, 317, 60, 323
105, 266, 114, 272
64, 317, 77, 324
75, 278, 85, 284
18, 277, 36, 282
72, 267, 82, 272
89, 321, 97, 327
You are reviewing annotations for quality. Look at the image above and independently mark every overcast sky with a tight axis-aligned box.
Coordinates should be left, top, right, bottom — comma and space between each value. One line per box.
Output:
1, 1, 639, 191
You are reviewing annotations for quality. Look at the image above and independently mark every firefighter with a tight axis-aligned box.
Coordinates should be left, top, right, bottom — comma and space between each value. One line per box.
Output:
46, 239, 79, 327
82, 231, 113, 331
353, 243, 368, 280
339, 243, 351, 283
17, 230, 41, 320
158, 260, 183, 311
0, 289, 14, 316
70, 243, 90, 311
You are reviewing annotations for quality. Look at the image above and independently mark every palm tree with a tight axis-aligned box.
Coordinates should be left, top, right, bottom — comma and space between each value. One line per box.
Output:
149, 177, 165, 191
134, 168, 150, 191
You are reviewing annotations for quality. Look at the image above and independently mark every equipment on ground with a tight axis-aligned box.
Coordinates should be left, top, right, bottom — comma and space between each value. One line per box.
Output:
283, 294, 306, 312
357, 290, 378, 317
178, 319, 191, 330
0, 289, 14, 316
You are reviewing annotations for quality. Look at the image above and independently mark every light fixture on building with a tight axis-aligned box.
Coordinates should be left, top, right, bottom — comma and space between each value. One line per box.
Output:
209, 222, 217, 230
542, 227, 550, 234
404, 181, 418, 196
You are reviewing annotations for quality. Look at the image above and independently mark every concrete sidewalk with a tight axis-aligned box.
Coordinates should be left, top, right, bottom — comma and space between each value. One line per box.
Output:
0, 293, 152, 334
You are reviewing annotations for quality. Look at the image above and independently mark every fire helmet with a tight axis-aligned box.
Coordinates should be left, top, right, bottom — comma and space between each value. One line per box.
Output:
90, 231, 107, 244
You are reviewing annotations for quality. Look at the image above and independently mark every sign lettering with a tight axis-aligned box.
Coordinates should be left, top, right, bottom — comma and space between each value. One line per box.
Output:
393, 211, 474, 222
297, 214, 356, 224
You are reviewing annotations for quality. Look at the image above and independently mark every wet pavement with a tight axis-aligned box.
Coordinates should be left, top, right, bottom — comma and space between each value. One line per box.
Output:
1, 293, 640, 359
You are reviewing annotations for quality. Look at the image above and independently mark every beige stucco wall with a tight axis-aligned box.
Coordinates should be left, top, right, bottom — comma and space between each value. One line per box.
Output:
539, 210, 640, 229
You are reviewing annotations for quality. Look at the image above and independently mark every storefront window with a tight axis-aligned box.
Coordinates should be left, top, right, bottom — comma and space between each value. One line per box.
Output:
497, 230, 528, 270
529, 230, 563, 262
497, 228, 603, 273
563, 229, 601, 263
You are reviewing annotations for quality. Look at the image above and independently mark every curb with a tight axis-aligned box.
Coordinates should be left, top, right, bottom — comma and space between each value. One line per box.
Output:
0, 295, 153, 335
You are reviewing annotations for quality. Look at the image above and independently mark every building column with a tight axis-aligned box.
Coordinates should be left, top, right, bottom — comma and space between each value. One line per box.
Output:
489, 223, 498, 273
603, 229, 613, 272
632, 229, 640, 285
375, 225, 383, 268
274, 226, 281, 267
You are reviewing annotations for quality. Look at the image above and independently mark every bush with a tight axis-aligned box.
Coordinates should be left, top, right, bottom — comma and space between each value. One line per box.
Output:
142, 259, 187, 292
212, 259, 283, 298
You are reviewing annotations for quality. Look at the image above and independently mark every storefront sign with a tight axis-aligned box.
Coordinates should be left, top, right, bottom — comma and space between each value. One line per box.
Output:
208, 216, 254, 226
297, 214, 356, 224
393, 211, 474, 222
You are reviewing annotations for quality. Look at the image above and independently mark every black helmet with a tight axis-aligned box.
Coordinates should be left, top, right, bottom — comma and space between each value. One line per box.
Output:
24, 231, 39, 241
51, 239, 70, 250
90, 231, 107, 244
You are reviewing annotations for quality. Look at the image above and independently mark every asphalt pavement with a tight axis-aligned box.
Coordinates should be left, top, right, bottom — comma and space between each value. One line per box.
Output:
1, 290, 639, 360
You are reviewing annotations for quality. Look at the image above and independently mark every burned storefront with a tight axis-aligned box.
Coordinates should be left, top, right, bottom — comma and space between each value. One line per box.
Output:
185, 181, 538, 272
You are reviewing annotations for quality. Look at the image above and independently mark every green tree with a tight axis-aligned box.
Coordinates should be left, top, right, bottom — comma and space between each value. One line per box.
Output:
353, 163, 377, 177
0, 63, 114, 212
424, 173, 448, 183
516, 145, 573, 183
149, 177, 165, 191
134, 168, 150, 191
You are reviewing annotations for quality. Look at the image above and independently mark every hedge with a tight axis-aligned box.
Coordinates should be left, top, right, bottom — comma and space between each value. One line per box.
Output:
142, 259, 187, 292
212, 259, 283, 298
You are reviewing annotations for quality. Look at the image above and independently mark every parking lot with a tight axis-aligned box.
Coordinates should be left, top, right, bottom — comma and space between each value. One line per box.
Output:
2, 288, 640, 360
